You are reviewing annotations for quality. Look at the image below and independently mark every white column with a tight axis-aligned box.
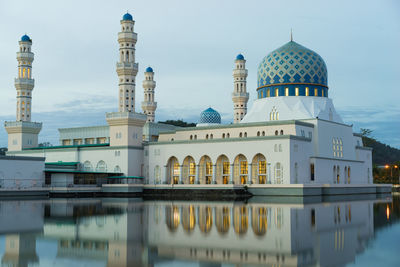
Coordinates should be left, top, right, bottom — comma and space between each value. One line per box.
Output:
195, 165, 200, 184
212, 164, 217, 184
248, 164, 253, 184
179, 165, 183, 184
230, 164, 235, 184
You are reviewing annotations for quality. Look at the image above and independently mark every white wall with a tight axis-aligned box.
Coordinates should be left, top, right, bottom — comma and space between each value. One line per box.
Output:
0, 156, 44, 189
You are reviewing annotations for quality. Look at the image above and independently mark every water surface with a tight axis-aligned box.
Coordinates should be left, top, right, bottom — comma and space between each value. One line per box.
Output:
0, 194, 399, 267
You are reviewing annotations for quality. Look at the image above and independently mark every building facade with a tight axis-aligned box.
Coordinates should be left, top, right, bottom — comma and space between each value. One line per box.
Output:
4, 13, 372, 190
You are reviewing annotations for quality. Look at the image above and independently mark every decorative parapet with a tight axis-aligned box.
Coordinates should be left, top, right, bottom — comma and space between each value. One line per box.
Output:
4, 121, 42, 134
106, 112, 146, 127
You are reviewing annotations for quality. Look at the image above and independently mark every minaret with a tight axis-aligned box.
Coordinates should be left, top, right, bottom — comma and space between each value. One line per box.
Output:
141, 67, 157, 122
16, 34, 34, 122
106, 13, 147, 178
4, 35, 42, 152
232, 54, 249, 123
117, 12, 138, 112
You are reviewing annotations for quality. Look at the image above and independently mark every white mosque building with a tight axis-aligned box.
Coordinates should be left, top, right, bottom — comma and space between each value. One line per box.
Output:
3, 12, 379, 194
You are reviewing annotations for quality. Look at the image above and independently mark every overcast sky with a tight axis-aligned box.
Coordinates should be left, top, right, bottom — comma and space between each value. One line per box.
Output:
0, 0, 399, 147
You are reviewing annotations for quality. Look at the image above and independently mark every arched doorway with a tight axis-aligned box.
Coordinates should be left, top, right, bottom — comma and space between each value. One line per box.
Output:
251, 154, 267, 184
166, 156, 180, 184
199, 155, 213, 184
216, 155, 230, 184
233, 154, 248, 184
182, 156, 196, 184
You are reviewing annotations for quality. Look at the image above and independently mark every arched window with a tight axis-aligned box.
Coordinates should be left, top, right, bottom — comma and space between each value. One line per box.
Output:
210, 134, 213, 139
285, 87, 289, 96
294, 163, 298, 183
275, 88, 279, 96
206, 134, 209, 139
295, 87, 299, 96
275, 130, 278, 136
190, 135, 193, 140
114, 165, 121, 173
274, 144, 278, 152
274, 163, 282, 184
222, 133, 225, 138
278, 144, 282, 152
83, 161, 92, 171
227, 133, 230, 138
96, 161, 107, 172
262, 131, 265, 136
244, 132, 247, 137
314, 88, 318, 96
239, 132, 243, 138
333, 166, 336, 183
280, 130, 283, 135
194, 135, 197, 140
257, 131, 260, 137
305, 87, 309, 96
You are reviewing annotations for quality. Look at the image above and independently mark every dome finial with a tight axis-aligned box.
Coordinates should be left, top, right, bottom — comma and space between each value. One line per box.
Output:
290, 28, 293, 42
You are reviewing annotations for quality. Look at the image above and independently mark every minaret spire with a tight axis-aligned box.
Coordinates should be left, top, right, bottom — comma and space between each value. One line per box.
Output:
142, 67, 157, 122
290, 28, 293, 41
232, 54, 249, 123
116, 12, 138, 112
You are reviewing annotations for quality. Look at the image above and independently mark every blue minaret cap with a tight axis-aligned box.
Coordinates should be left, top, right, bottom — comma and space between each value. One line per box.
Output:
122, 13, 133, 21
146, 67, 153, 72
236, 54, 244, 60
21, 34, 31, 41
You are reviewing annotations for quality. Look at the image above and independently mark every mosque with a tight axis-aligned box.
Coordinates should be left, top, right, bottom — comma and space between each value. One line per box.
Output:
3, 13, 378, 194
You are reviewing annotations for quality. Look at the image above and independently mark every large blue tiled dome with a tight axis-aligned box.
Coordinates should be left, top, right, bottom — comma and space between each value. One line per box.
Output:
199, 108, 221, 124
122, 13, 133, 21
146, 67, 153, 72
257, 41, 328, 98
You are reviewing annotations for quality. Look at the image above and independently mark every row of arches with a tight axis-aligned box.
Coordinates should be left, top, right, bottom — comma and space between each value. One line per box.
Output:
82, 161, 121, 173
163, 154, 283, 185
333, 166, 351, 184
165, 205, 283, 236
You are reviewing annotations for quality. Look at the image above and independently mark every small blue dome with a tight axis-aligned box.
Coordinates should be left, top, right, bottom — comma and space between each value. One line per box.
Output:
199, 108, 221, 124
236, 54, 244, 60
21, 34, 31, 42
146, 67, 153, 72
122, 13, 133, 21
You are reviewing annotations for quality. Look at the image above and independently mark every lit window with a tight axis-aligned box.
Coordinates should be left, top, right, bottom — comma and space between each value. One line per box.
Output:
267, 89, 270, 97
306, 87, 309, 96
322, 89, 324, 97
285, 88, 289, 96
275, 88, 279, 96
295, 87, 299, 96
314, 88, 318, 96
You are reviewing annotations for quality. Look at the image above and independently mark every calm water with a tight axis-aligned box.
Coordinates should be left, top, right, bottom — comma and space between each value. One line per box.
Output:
0, 194, 399, 267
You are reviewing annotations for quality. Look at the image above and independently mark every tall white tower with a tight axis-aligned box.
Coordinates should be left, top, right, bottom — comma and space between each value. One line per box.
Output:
117, 12, 138, 112
232, 54, 249, 123
106, 13, 147, 177
5, 35, 42, 151
141, 67, 157, 122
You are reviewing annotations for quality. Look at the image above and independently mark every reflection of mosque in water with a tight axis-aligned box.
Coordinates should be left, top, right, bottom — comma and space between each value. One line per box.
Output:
149, 201, 375, 266
0, 198, 388, 267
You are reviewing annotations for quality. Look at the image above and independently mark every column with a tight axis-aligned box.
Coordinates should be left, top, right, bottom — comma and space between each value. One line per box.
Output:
212, 164, 217, 184
179, 165, 183, 184
195, 165, 200, 184
248, 164, 253, 184
230, 164, 235, 184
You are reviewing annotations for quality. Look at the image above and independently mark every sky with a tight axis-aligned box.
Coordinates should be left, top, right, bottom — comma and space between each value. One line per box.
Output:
0, 0, 399, 147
